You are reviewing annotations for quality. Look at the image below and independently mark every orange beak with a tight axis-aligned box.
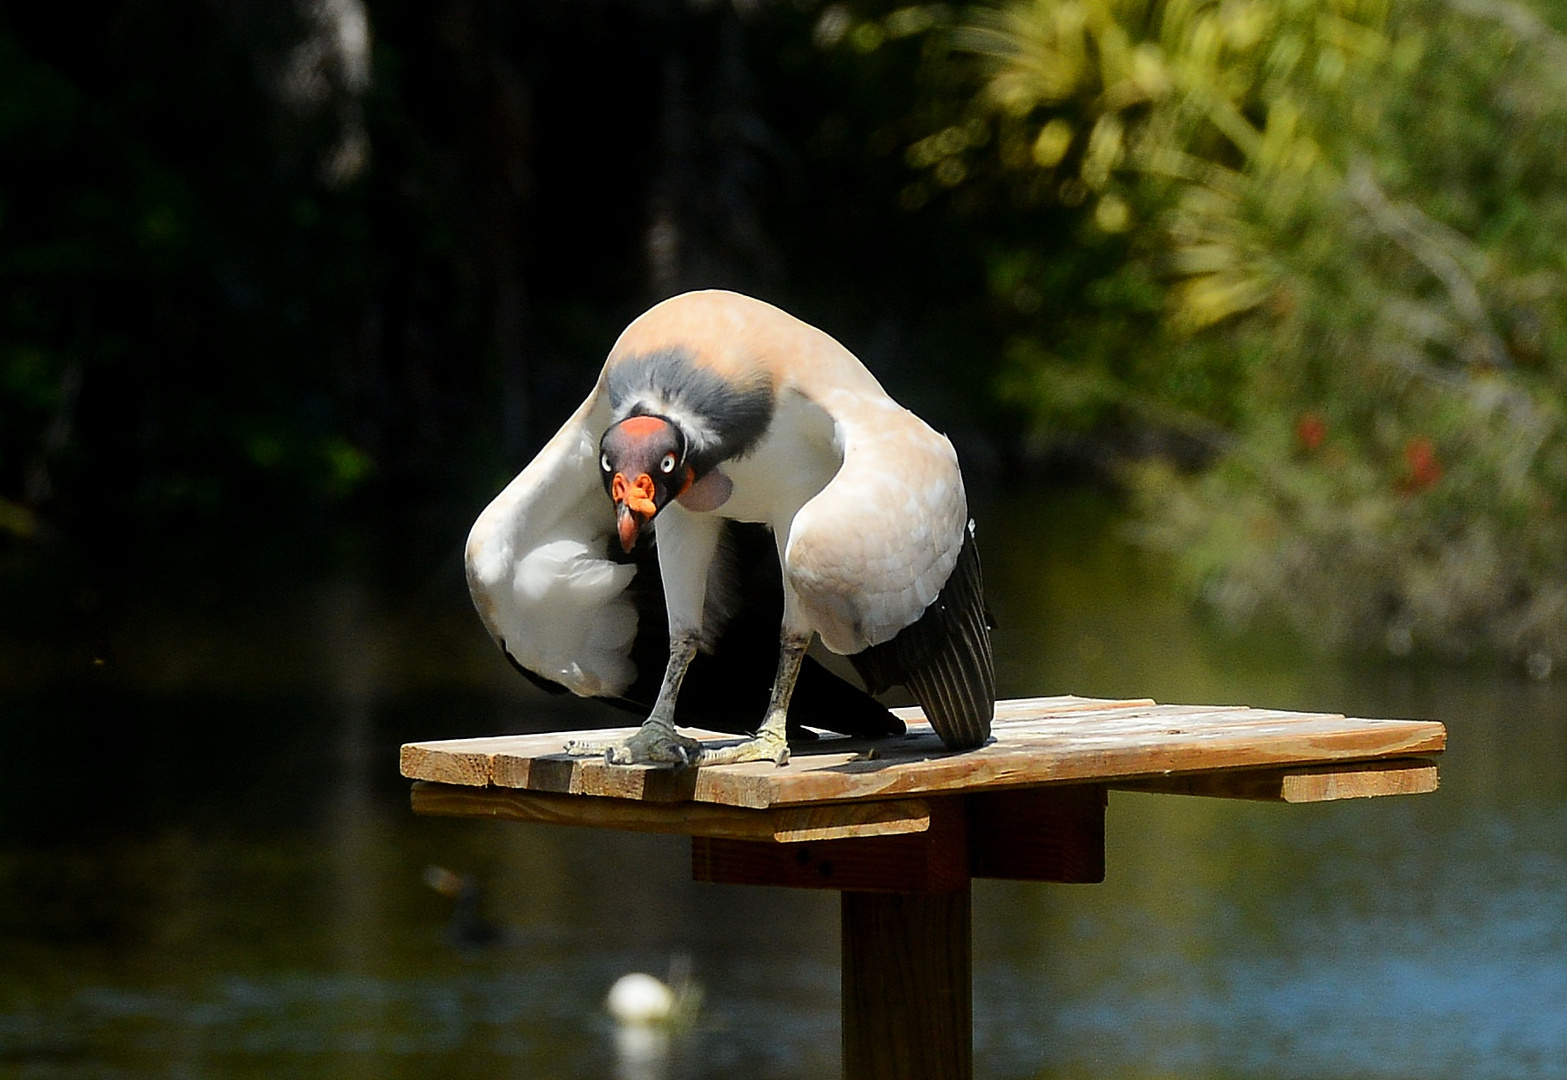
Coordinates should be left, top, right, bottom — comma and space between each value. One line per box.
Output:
612, 472, 658, 552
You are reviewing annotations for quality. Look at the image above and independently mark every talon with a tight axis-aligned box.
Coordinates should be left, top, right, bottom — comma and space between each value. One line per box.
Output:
699, 729, 790, 767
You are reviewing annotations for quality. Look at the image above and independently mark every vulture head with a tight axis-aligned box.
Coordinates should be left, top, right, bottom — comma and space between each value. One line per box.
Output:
599, 414, 690, 552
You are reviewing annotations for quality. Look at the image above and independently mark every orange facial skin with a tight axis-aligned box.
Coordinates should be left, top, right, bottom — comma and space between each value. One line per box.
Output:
612, 472, 658, 552
611, 472, 658, 517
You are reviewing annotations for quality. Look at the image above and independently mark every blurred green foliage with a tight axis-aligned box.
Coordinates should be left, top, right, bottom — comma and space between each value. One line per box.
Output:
828, 0, 1567, 669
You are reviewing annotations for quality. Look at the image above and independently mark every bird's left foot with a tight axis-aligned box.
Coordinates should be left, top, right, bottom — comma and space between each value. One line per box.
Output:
696, 728, 790, 767
564, 720, 705, 767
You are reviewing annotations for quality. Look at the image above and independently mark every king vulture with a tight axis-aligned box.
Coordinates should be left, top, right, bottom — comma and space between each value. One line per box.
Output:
466, 290, 994, 766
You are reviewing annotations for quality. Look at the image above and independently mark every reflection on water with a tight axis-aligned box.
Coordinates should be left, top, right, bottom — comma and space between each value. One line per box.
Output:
2, 491, 1565, 1079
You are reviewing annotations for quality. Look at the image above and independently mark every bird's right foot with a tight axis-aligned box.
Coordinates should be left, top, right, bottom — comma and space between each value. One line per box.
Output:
695, 726, 790, 767
564, 719, 705, 767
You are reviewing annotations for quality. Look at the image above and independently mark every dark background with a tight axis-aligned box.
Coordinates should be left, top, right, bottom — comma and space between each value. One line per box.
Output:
1, 0, 1077, 562
0, 0, 1077, 841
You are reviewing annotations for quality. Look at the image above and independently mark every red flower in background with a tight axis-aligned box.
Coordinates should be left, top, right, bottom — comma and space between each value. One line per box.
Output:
1401, 437, 1443, 492
1296, 412, 1328, 452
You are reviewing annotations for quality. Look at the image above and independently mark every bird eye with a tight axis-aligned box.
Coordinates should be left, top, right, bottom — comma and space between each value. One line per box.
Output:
601, 453, 611, 472
660, 453, 677, 474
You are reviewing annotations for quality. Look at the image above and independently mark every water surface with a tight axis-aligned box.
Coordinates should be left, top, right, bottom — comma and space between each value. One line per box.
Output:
2, 492, 1564, 1078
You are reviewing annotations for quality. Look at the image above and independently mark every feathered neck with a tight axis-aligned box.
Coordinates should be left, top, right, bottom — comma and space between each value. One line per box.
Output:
605, 347, 774, 468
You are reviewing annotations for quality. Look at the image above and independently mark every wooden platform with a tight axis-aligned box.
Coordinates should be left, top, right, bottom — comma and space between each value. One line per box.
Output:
401, 695, 1445, 1080
401, 693, 1445, 812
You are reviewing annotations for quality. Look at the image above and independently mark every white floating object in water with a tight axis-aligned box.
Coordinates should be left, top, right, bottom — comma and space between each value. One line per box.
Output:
607, 973, 677, 1026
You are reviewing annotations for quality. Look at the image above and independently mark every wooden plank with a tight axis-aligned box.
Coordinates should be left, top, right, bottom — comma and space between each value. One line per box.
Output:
842, 888, 972, 1080
691, 799, 969, 893
398, 738, 499, 787
409, 782, 933, 841
771, 802, 933, 843
399, 696, 1447, 811
1281, 759, 1439, 802
1118, 757, 1440, 803
968, 785, 1105, 883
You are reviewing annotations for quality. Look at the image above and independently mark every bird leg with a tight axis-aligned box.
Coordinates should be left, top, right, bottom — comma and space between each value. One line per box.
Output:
697, 631, 811, 767
564, 632, 707, 766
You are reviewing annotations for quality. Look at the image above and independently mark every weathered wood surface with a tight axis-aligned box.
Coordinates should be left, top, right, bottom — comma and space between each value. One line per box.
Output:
400, 694, 1447, 811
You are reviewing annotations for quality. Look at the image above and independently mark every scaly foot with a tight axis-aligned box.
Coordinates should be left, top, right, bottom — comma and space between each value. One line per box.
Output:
696, 727, 790, 767
565, 719, 705, 767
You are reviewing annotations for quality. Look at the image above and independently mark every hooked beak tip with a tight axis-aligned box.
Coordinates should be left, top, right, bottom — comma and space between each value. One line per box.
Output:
617, 506, 643, 553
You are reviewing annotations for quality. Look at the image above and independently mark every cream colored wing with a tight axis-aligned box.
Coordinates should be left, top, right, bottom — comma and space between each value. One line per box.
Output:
783, 386, 968, 656
464, 386, 642, 698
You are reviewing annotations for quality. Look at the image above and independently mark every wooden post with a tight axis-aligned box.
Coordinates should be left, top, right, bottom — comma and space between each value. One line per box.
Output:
842, 888, 973, 1080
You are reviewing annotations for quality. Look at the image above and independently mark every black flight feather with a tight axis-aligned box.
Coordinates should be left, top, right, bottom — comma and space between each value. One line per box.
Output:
848, 526, 995, 749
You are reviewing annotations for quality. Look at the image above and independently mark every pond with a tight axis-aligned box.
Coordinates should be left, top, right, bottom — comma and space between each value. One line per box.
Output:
2, 490, 1565, 1079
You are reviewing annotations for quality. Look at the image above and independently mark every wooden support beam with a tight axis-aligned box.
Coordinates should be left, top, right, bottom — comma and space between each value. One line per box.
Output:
691, 798, 969, 893
411, 782, 933, 842
842, 888, 972, 1080
1116, 757, 1440, 803
968, 785, 1106, 883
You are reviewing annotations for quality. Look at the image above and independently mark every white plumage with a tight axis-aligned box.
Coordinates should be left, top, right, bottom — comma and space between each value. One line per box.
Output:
466, 290, 994, 765
467, 394, 640, 697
